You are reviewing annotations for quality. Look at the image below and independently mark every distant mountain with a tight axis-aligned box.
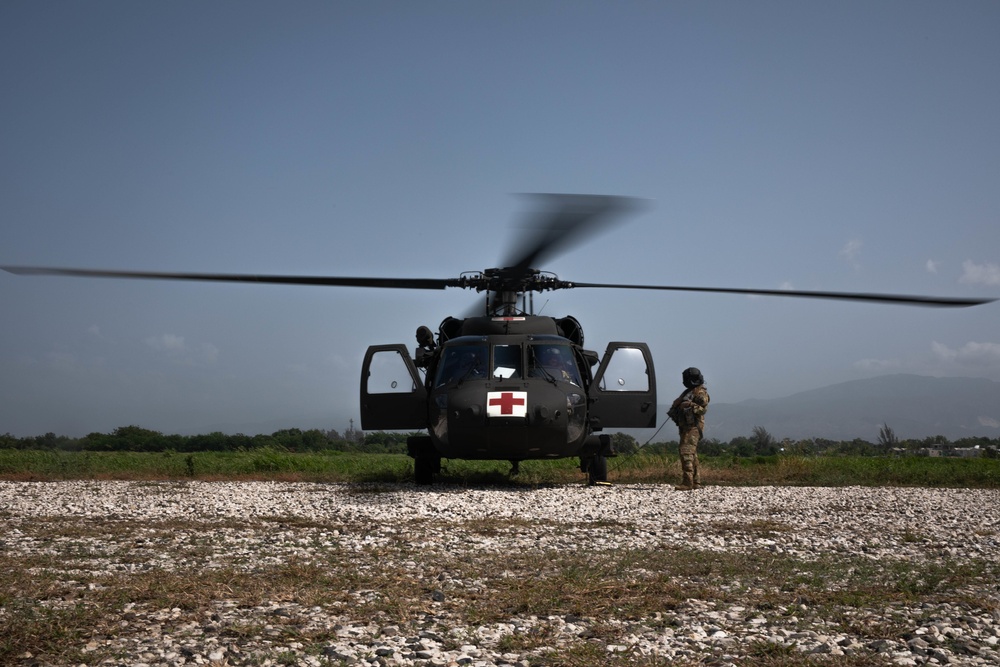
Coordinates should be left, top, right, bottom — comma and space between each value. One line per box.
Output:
670, 375, 1000, 442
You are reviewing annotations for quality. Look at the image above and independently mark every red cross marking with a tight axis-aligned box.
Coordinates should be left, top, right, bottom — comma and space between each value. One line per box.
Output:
488, 392, 526, 415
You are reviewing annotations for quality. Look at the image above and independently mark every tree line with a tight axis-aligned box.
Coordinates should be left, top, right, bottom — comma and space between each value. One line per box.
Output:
0, 425, 413, 455
3, 424, 998, 457
628, 424, 1000, 458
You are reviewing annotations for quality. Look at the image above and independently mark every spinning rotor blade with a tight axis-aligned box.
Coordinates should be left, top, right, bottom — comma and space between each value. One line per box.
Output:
1, 266, 458, 290
503, 194, 646, 277
465, 193, 646, 315
570, 281, 994, 308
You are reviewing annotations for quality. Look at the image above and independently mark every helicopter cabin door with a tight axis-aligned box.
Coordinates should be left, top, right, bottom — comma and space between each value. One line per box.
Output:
589, 342, 657, 429
360, 344, 428, 430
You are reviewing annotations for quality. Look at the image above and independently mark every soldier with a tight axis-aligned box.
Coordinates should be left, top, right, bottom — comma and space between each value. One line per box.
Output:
667, 367, 710, 491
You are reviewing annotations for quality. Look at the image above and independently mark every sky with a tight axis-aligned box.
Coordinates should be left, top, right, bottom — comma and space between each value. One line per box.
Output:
2, 1, 998, 438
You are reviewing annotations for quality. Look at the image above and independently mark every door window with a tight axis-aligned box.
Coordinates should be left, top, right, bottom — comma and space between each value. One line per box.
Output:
598, 346, 649, 392
367, 348, 419, 394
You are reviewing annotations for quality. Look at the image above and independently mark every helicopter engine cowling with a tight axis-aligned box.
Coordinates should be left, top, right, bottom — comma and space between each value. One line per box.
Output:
456, 316, 560, 337
556, 316, 585, 346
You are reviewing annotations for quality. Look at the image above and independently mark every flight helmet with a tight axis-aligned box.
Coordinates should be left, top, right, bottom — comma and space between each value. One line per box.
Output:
682, 367, 704, 388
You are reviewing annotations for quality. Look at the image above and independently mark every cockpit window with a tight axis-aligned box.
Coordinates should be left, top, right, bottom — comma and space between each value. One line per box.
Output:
529, 344, 582, 386
492, 344, 521, 379
434, 345, 488, 387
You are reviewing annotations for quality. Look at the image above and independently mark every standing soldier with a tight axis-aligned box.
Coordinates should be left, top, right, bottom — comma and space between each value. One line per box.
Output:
667, 367, 710, 491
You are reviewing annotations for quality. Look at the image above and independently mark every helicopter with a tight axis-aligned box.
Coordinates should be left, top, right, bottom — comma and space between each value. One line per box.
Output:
3, 194, 995, 484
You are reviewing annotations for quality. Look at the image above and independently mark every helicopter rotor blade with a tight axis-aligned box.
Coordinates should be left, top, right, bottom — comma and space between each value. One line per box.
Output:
503, 194, 646, 277
1, 266, 459, 290
7, 266, 990, 308
467, 193, 646, 315
569, 281, 995, 308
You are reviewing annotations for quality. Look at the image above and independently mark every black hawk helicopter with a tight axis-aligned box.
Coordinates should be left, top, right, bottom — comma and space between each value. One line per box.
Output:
3, 194, 994, 484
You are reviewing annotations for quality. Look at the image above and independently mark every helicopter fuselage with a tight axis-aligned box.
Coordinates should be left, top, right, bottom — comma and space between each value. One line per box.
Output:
426, 333, 590, 460
360, 315, 657, 483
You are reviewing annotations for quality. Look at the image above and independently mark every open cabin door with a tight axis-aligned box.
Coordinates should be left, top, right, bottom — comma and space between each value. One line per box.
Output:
360, 344, 428, 430
589, 342, 657, 429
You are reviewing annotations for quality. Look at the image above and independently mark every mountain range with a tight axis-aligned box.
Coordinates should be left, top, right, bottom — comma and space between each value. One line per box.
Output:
684, 374, 1000, 442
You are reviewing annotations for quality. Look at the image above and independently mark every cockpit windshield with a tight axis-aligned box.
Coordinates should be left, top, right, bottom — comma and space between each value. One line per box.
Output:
492, 344, 521, 379
529, 343, 582, 386
434, 344, 488, 387
435, 341, 581, 387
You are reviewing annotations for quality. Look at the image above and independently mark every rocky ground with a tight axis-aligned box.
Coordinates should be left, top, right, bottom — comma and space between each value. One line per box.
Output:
2, 481, 999, 666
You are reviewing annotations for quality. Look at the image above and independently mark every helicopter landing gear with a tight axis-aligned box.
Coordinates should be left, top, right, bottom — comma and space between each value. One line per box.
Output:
408, 435, 440, 485
582, 454, 609, 486
414, 454, 440, 485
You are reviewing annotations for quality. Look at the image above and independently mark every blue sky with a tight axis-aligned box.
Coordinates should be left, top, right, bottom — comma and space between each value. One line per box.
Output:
2, 1, 998, 437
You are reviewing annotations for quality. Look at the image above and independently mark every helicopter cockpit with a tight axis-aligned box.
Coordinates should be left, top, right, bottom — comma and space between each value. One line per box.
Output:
432, 337, 585, 388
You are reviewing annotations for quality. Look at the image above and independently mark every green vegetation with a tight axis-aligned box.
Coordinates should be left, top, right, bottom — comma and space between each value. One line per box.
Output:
1, 423, 998, 486
1, 447, 999, 487
0, 424, 392, 454
0, 447, 415, 481
622, 450, 1000, 487
5, 424, 998, 458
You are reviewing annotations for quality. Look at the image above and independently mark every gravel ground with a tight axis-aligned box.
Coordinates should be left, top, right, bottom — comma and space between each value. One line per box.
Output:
2, 481, 999, 666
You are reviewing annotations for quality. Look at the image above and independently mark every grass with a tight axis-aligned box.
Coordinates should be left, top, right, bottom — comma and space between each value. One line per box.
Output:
5, 447, 999, 487
614, 452, 1000, 488
0, 448, 414, 482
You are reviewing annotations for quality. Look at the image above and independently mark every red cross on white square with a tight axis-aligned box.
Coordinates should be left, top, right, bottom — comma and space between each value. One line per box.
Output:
486, 390, 528, 418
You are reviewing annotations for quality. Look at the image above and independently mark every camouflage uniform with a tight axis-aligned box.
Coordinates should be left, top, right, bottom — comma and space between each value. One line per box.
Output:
668, 378, 709, 490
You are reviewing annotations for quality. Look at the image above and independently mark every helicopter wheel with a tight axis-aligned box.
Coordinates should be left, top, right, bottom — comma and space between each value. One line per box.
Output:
586, 455, 608, 486
414, 455, 439, 485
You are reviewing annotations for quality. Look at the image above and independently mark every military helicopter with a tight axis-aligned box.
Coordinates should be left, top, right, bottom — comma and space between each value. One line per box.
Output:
3, 194, 994, 484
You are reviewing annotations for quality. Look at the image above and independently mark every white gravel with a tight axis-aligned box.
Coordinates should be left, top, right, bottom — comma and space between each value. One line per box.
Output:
2, 481, 999, 666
